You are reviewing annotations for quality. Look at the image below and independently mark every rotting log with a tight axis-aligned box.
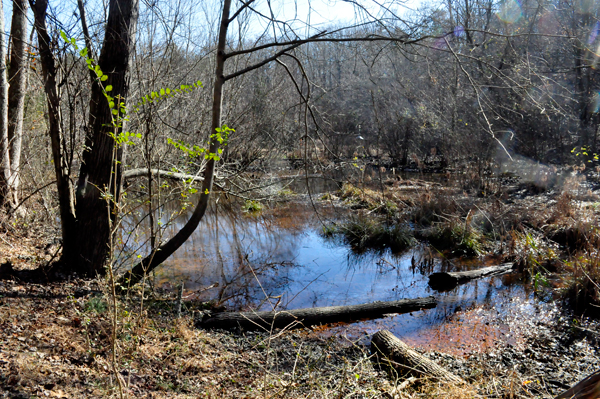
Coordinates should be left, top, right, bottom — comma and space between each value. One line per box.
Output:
371, 329, 465, 385
198, 296, 436, 331
428, 263, 514, 291
555, 369, 600, 399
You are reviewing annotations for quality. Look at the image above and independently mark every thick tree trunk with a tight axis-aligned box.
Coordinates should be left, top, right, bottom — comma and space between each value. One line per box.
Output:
198, 297, 436, 331
555, 369, 600, 399
6, 0, 29, 208
119, 0, 232, 288
428, 263, 514, 291
65, 0, 139, 277
30, 0, 77, 260
371, 329, 465, 385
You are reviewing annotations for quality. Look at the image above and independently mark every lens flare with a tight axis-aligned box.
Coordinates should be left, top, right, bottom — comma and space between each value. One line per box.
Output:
592, 91, 600, 114
589, 21, 600, 45
454, 26, 465, 37
497, 0, 522, 24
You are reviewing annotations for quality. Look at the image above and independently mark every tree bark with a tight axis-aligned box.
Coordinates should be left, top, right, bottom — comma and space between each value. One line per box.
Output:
6, 0, 29, 209
198, 297, 436, 331
428, 263, 514, 291
119, 0, 232, 288
555, 369, 600, 399
31, 0, 77, 261
371, 329, 465, 385
0, 0, 10, 207
66, 0, 139, 277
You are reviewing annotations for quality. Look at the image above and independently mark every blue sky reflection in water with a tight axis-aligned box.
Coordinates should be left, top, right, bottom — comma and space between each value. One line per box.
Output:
129, 197, 553, 354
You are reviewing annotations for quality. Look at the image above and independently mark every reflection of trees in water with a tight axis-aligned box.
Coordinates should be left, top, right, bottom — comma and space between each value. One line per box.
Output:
123, 199, 314, 310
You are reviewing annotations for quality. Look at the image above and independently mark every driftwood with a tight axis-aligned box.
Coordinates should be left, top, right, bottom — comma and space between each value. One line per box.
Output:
371, 329, 465, 385
198, 296, 436, 331
555, 369, 600, 399
428, 262, 515, 291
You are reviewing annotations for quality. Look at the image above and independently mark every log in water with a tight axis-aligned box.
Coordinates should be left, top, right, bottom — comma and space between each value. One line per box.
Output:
198, 296, 436, 331
428, 263, 515, 291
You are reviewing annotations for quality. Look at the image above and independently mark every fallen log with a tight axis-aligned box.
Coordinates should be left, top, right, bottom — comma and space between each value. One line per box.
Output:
371, 329, 465, 385
428, 262, 514, 291
198, 296, 436, 331
123, 168, 204, 182
555, 369, 600, 399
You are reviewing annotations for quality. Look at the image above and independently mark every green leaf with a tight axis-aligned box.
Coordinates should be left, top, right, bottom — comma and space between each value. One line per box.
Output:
160, 88, 165, 96
101, 75, 108, 81
109, 101, 115, 109
60, 31, 68, 42
112, 109, 119, 115
166, 88, 171, 95
105, 85, 113, 92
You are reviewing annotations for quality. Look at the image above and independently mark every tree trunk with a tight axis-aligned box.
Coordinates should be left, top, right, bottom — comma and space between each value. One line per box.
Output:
30, 0, 77, 260
555, 369, 600, 399
0, 0, 10, 207
6, 0, 28, 209
428, 263, 515, 291
371, 329, 465, 385
65, 0, 139, 277
198, 297, 436, 331
119, 0, 232, 288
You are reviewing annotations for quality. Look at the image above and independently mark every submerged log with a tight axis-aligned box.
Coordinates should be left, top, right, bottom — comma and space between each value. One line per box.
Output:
428, 262, 514, 291
198, 296, 436, 331
555, 369, 600, 399
371, 329, 465, 385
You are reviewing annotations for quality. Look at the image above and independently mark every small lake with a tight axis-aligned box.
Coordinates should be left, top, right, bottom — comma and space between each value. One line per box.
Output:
120, 177, 556, 355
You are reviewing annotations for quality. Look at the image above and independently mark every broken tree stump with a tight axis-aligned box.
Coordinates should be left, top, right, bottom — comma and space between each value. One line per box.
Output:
428, 263, 515, 291
555, 369, 600, 399
371, 329, 465, 385
198, 296, 436, 331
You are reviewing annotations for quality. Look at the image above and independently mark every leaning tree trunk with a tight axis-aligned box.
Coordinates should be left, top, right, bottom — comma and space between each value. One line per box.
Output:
120, 0, 232, 288
65, 0, 139, 277
6, 0, 29, 209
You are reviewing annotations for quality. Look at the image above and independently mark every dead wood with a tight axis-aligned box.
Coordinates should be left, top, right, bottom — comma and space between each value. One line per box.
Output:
428, 262, 515, 291
198, 296, 436, 331
371, 329, 465, 385
555, 369, 600, 399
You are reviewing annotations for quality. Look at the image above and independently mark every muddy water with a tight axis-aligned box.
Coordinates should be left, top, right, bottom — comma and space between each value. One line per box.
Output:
122, 181, 554, 355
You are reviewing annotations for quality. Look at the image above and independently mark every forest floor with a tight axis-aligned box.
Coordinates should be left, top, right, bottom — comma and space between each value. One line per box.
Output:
2, 170, 600, 398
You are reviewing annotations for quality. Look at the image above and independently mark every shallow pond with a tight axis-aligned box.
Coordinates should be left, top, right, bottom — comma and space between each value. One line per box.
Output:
121, 179, 556, 355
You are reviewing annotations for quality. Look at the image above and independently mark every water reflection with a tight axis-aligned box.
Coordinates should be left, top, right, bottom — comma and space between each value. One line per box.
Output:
122, 184, 548, 355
